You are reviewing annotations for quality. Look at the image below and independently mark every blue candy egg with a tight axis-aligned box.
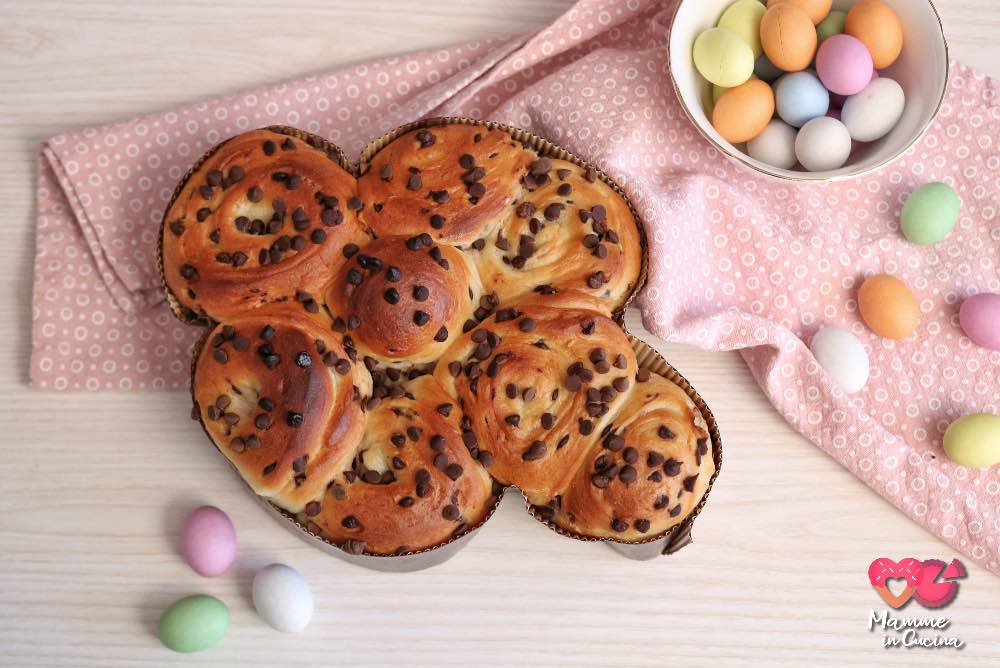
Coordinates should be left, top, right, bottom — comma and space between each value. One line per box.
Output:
774, 71, 830, 128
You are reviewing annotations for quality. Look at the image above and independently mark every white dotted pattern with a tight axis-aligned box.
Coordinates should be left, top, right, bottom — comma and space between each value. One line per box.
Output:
30, 0, 1000, 574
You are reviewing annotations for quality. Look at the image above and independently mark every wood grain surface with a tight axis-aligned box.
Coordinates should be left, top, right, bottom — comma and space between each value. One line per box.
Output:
1, 1, 998, 665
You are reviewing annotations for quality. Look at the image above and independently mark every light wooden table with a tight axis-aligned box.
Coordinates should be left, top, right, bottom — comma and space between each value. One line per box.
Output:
1, 1, 998, 666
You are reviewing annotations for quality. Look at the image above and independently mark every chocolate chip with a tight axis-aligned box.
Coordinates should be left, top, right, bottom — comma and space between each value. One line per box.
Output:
634, 518, 651, 533
399, 496, 414, 507
416, 130, 435, 148
310, 229, 326, 244
557, 183, 573, 197
604, 434, 624, 452
346, 268, 363, 286
468, 182, 486, 198
647, 451, 665, 467
442, 505, 460, 521
228, 166, 245, 184
260, 325, 276, 340
623, 447, 638, 464
262, 140, 276, 155
504, 414, 521, 427
262, 462, 277, 476
619, 465, 637, 484
434, 327, 448, 342
637, 368, 651, 382
611, 518, 628, 533
430, 190, 450, 204
522, 388, 535, 401
429, 214, 445, 230
591, 474, 610, 489
478, 451, 495, 467
543, 203, 564, 221
516, 202, 537, 218
286, 411, 304, 427
444, 463, 463, 480
658, 425, 675, 440
212, 348, 228, 364
169, 221, 185, 236
458, 154, 475, 169
540, 413, 555, 429
461, 431, 478, 448
384, 288, 400, 304
683, 474, 698, 492
523, 441, 547, 461
413, 311, 429, 326
529, 158, 552, 176
663, 459, 681, 476
407, 174, 422, 191
518, 318, 536, 332
341, 515, 360, 529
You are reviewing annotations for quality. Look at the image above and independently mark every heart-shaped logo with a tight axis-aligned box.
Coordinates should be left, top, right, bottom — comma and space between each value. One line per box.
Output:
868, 557, 923, 608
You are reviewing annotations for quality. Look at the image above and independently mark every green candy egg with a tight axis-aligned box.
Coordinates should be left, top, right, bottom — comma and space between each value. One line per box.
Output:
158, 594, 229, 653
900, 182, 960, 246
943, 414, 1000, 468
816, 10, 847, 44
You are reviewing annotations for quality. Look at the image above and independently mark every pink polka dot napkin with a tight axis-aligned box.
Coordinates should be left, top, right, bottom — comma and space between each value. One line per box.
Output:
32, 0, 1000, 574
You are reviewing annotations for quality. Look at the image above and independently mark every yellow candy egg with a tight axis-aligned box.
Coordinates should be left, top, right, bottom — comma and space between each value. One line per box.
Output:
693, 27, 756, 87
718, 0, 767, 58
767, 0, 833, 25
760, 3, 818, 72
857, 274, 919, 340
943, 414, 1000, 469
845, 0, 903, 69
712, 79, 775, 143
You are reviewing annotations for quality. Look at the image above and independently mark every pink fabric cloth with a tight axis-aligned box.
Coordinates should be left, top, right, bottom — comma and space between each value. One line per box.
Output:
32, 0, 1000, 574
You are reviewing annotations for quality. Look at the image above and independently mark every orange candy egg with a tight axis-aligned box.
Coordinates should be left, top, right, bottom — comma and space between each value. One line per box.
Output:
766, 0, 833, 25
760, 3, 818, 72
712, 79, 775, 143
858, 274, 920, 339
845, 0, 903, 69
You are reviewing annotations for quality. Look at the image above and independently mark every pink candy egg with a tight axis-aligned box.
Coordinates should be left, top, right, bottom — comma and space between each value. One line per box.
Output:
816, 34, 874, 96
181, 506, 237, 577
959, 293, 1000, 351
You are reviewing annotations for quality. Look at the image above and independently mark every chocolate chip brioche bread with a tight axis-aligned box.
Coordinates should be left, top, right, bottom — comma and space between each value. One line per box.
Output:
167, 122, 714, 555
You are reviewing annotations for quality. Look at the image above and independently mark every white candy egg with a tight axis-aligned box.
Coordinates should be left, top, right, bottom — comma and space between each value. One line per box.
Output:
748, 119, 799, 169
252, 563, 314, 633
794, 116, 852, 172
841, 77, 905, 142
809, 326, 869, 394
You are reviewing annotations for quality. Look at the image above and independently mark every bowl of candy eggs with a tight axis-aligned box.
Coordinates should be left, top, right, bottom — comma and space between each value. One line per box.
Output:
668, 0, 948, 180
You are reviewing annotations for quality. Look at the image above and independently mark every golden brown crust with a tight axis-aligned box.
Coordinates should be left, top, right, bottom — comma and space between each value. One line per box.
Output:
192, 309, 371, 513
162, 129, 370, 322
175, 124, 705, 554
309, 376, 495, 555
549, 373, 714, 541
468, 158, 642, 312
357, 126, 536, 245
324, 235, 481, 365
434, 304, 638, 504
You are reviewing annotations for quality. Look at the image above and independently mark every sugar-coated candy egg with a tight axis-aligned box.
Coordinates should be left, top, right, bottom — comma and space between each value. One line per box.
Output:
159, 595, 229, 653
841, 77, 905, 142
845, 0, 903, 69
760, 3, 817, 72
754, 53, 784, 82
775, 71, 830, 128
253, 563, 314, 633
767, 0, 832, 25
816, 10, 847, 43
900, 182, 959, 246
795, 116, 851, 171
718, 0, 767, 58
857, 274, 919, 340
809, 326, 870, 393
748, 119, 799, 169
181, 505, 237, 577
712, 79, 775, 143
943, 414, 1000, 469
959, 293, 1000, 351
816, 34, 873, 96
693, 27, 755, 87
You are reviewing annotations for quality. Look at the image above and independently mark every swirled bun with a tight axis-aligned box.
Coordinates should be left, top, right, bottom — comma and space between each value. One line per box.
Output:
468, 158, 642, 314
434, 304, 638, 503
309, 375, 495, 555
324, 235, 482, 365
357, 125, 536, 245
162, 129, 370, 322
548, 373, 714, 541
192, 308, 370, 513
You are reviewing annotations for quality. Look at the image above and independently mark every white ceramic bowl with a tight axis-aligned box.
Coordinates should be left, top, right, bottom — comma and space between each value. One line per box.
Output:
668, 0, 949, 181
